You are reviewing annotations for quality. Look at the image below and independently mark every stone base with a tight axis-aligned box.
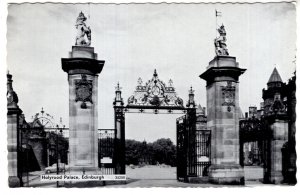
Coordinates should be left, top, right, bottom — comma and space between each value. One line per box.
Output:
8, 176, 21, 188
208, 164, 245, 185
187, 176, 210, 184
284, 168, 297, 184
264, 170, 284, 184
69, 46, 97, 59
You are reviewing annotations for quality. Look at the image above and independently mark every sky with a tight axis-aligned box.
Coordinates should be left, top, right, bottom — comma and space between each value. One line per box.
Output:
6, 2, 296, 143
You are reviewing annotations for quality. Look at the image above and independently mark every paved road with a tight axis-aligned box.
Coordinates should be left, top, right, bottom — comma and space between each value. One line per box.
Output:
244, 166, 263, 181
105, 165, 265, 187
126, 165, 176, 180
26, 165, 270, 188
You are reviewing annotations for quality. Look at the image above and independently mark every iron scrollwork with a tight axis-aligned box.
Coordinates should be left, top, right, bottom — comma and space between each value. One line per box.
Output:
75, 74, 93, 109
127, 69, 184, 108
221, 81, 235, 112
115, 107, 125, 118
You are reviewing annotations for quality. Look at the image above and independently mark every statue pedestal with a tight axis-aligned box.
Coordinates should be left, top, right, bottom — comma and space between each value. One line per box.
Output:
200, 56, 246, 185
62, 46, 105, 181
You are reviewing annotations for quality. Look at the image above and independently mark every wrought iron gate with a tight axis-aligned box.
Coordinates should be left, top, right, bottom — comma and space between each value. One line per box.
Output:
177, 115, 211, 181
239, 118, 268, 167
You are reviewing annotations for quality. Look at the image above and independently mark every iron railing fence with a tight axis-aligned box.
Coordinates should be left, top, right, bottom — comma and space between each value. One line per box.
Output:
98, 129, 115, 175
195, 130, 211, 177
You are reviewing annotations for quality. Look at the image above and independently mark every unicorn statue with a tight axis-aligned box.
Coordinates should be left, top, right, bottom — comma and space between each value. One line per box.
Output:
75, 12, 91, 46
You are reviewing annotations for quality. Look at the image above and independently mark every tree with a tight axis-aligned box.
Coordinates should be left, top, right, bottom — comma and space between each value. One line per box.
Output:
150, 138, 176, 166
125, 138, 177, 166
125, 139, 146, 165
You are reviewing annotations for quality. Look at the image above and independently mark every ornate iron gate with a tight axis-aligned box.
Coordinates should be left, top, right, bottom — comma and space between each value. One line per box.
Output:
177, 115, 211, 181
112, 70, 195, 175
239, 118, 268, 167
98, 129, 115, 175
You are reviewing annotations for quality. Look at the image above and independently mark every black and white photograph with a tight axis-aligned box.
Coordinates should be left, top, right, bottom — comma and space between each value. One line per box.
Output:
2, 0, 298, 189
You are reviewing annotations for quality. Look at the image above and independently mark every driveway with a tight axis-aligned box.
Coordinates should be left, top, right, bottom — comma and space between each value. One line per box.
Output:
24, 165, 270, 187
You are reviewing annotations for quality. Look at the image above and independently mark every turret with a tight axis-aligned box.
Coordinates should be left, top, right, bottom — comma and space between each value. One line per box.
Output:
262, 68, 287, 116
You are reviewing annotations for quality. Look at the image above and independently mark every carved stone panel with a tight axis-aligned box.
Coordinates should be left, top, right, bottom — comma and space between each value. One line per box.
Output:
75, 74, 93, 109
221, 81, 236, 112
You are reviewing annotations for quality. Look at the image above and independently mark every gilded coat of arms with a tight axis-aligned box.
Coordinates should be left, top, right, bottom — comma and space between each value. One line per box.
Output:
75, 74, 93, 109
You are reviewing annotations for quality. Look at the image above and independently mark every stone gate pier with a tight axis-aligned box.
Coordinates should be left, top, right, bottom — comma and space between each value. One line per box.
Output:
61, 12, 105, 180
200, 24, 246, 185
262, 68, 289, 184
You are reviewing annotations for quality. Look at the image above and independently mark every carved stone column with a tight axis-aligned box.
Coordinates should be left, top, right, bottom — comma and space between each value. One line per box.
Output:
62, 46, 104, 173
7, 73, 23, 187
265, 118, 288, 184
200, 56, 246, 185
262, 68, 289, 184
